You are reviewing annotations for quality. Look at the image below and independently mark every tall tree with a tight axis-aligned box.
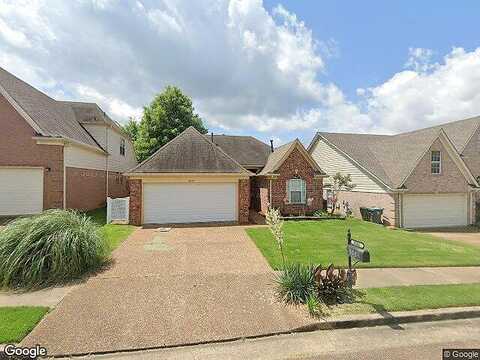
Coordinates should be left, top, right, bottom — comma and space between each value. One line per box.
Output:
135, 86, 207, 161
122, 117, 139, 143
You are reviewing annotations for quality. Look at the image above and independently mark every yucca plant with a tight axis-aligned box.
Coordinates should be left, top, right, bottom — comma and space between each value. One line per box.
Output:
0, 210, 108, 289
276, 262, 316, 304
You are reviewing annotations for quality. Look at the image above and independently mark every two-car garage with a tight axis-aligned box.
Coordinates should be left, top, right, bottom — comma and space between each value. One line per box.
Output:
0, 167, 44, 216
402, 193, 469, 228
143, 182, 238, 224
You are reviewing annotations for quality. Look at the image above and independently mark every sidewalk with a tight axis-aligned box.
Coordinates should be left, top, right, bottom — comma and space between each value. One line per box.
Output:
356, 267, 480, 288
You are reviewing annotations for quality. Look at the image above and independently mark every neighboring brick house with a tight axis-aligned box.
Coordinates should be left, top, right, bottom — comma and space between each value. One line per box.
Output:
0, 67, 137, 215
251, 140, 326, 216
308, 117, 480, 228
125, 127, 326, 225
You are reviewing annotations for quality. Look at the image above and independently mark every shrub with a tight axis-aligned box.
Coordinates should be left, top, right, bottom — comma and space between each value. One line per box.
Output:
276, 262, 316, 304
0, 210, 108, 289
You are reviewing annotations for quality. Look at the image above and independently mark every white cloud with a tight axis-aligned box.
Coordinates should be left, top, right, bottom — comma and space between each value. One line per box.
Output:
362, 47, 480, 133
0, 0, 479, 143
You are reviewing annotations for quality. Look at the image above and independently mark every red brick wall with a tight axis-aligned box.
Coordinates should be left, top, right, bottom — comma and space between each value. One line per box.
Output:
238, 178, 250, 224
66, 168, 129, 211
269, 147, 323, 216
128, 179, 142, 225
0, 95, 64, 209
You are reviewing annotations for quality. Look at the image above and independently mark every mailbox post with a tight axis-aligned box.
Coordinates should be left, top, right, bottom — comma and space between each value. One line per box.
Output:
346, 229, 370, 287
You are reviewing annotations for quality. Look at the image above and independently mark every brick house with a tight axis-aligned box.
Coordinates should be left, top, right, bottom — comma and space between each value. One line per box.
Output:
0, 67, 137, 215
308, 117, 480, 228
126, 127, 326, 225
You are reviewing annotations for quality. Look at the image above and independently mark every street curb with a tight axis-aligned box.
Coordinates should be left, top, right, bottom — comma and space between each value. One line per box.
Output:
45, 307, 480, 358
293, 306, 480, 331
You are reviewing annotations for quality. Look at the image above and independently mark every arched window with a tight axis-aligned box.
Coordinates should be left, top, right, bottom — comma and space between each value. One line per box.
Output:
287, 178, 306, 204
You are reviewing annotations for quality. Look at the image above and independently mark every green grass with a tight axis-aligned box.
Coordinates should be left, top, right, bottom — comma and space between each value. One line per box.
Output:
246, 219, 480, 269
86, 207, 136, 251
0, 306, 49, 343
332, 283, 480, 315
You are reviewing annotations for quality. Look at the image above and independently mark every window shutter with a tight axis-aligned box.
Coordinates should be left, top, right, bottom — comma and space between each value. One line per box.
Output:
301, 180, 306, 203
286, 180, 291, 203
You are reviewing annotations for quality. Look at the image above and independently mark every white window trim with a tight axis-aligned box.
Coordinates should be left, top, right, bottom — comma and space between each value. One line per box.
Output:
120, 138, 126, 157
287, 178, 306, 204
431, 150, 441, 175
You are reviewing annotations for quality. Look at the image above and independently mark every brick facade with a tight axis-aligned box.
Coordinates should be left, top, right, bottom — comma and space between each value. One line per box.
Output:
1, 94, 130, 213
66, 168, 128, 211
128, 179, 142, 225
404, 138, 470, 193
335, 191, 397, 226
252, 147, 324, 216
238, 178, 250, 224
0, 95, 64, 209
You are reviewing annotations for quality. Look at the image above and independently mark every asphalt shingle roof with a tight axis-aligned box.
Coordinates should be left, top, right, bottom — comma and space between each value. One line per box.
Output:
130, 126, 251, 174
314, 116, 480, 188
0, 67, 101, 148
208, 135, 271, 167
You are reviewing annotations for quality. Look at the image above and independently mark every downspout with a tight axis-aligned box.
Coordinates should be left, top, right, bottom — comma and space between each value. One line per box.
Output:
104, 113, 109, 201
63, 145, 67, 209
269, 178, 272, 206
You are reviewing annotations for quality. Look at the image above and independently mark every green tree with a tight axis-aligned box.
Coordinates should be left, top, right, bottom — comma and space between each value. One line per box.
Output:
329, 172, 355, 215
122, 117, 139, 143
135, 86, 207, 161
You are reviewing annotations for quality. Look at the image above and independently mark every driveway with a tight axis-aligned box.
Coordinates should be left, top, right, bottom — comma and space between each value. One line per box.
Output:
22, 226, 313, 356
420, 226, 480, 247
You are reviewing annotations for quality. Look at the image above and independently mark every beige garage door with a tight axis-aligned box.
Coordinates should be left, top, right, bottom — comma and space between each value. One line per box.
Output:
0, 168, 44, 216
143, 182, 237, 224
403, 193, 468, 228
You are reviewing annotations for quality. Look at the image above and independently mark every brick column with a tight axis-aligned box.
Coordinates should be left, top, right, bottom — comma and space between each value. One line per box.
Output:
238, 178, 250, 224
128, 179, 142, 225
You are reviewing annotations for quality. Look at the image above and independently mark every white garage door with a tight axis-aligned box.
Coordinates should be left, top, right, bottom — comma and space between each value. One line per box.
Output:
0, 168, 44, 216
403, 194, 468, 228
143, 182, 237, 224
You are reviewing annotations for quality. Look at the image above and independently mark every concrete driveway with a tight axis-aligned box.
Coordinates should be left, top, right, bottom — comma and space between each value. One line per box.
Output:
22, 226, 313, 356
420, 226, 480, 247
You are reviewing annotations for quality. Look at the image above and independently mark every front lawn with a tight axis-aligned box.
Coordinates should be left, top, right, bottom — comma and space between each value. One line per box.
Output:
333, 283, 480, 315
247, 219, 480, 269
86, 207, 136, 251
0, 306, 49, 343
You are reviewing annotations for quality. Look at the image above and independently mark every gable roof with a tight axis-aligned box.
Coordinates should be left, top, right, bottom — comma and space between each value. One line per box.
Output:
207, 135, 271, 167
259, 139, 326, 176
0, 67, 103, 149
128, 126, 252, 174
309, 116, 480, 189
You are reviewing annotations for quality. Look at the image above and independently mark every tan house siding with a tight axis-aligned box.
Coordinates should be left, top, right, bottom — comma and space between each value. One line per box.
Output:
310, 137, 388, 193
83, 124, 137, 172
0, 94, 64, 210
404, 138, 470, 193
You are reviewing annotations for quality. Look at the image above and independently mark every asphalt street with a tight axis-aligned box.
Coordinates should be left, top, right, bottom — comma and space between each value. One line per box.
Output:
64, 318, 480, 360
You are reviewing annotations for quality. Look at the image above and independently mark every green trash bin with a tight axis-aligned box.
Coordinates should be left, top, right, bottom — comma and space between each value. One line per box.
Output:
369, 207, 384, 224
359, 207, 369, 221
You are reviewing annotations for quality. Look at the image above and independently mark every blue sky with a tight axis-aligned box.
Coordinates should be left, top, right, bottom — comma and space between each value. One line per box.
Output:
1, 0, 480, 145
265, 0, 479, 99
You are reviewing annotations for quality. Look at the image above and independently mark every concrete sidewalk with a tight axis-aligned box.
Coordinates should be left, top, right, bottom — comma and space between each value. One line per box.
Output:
0, 285, 78, 307
356, 267, 480, 288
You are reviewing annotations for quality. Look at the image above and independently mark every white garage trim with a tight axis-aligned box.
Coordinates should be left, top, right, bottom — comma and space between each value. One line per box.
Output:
402, 193, 468, 228
0, 167, 44, 216
142, 182, 238, 224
